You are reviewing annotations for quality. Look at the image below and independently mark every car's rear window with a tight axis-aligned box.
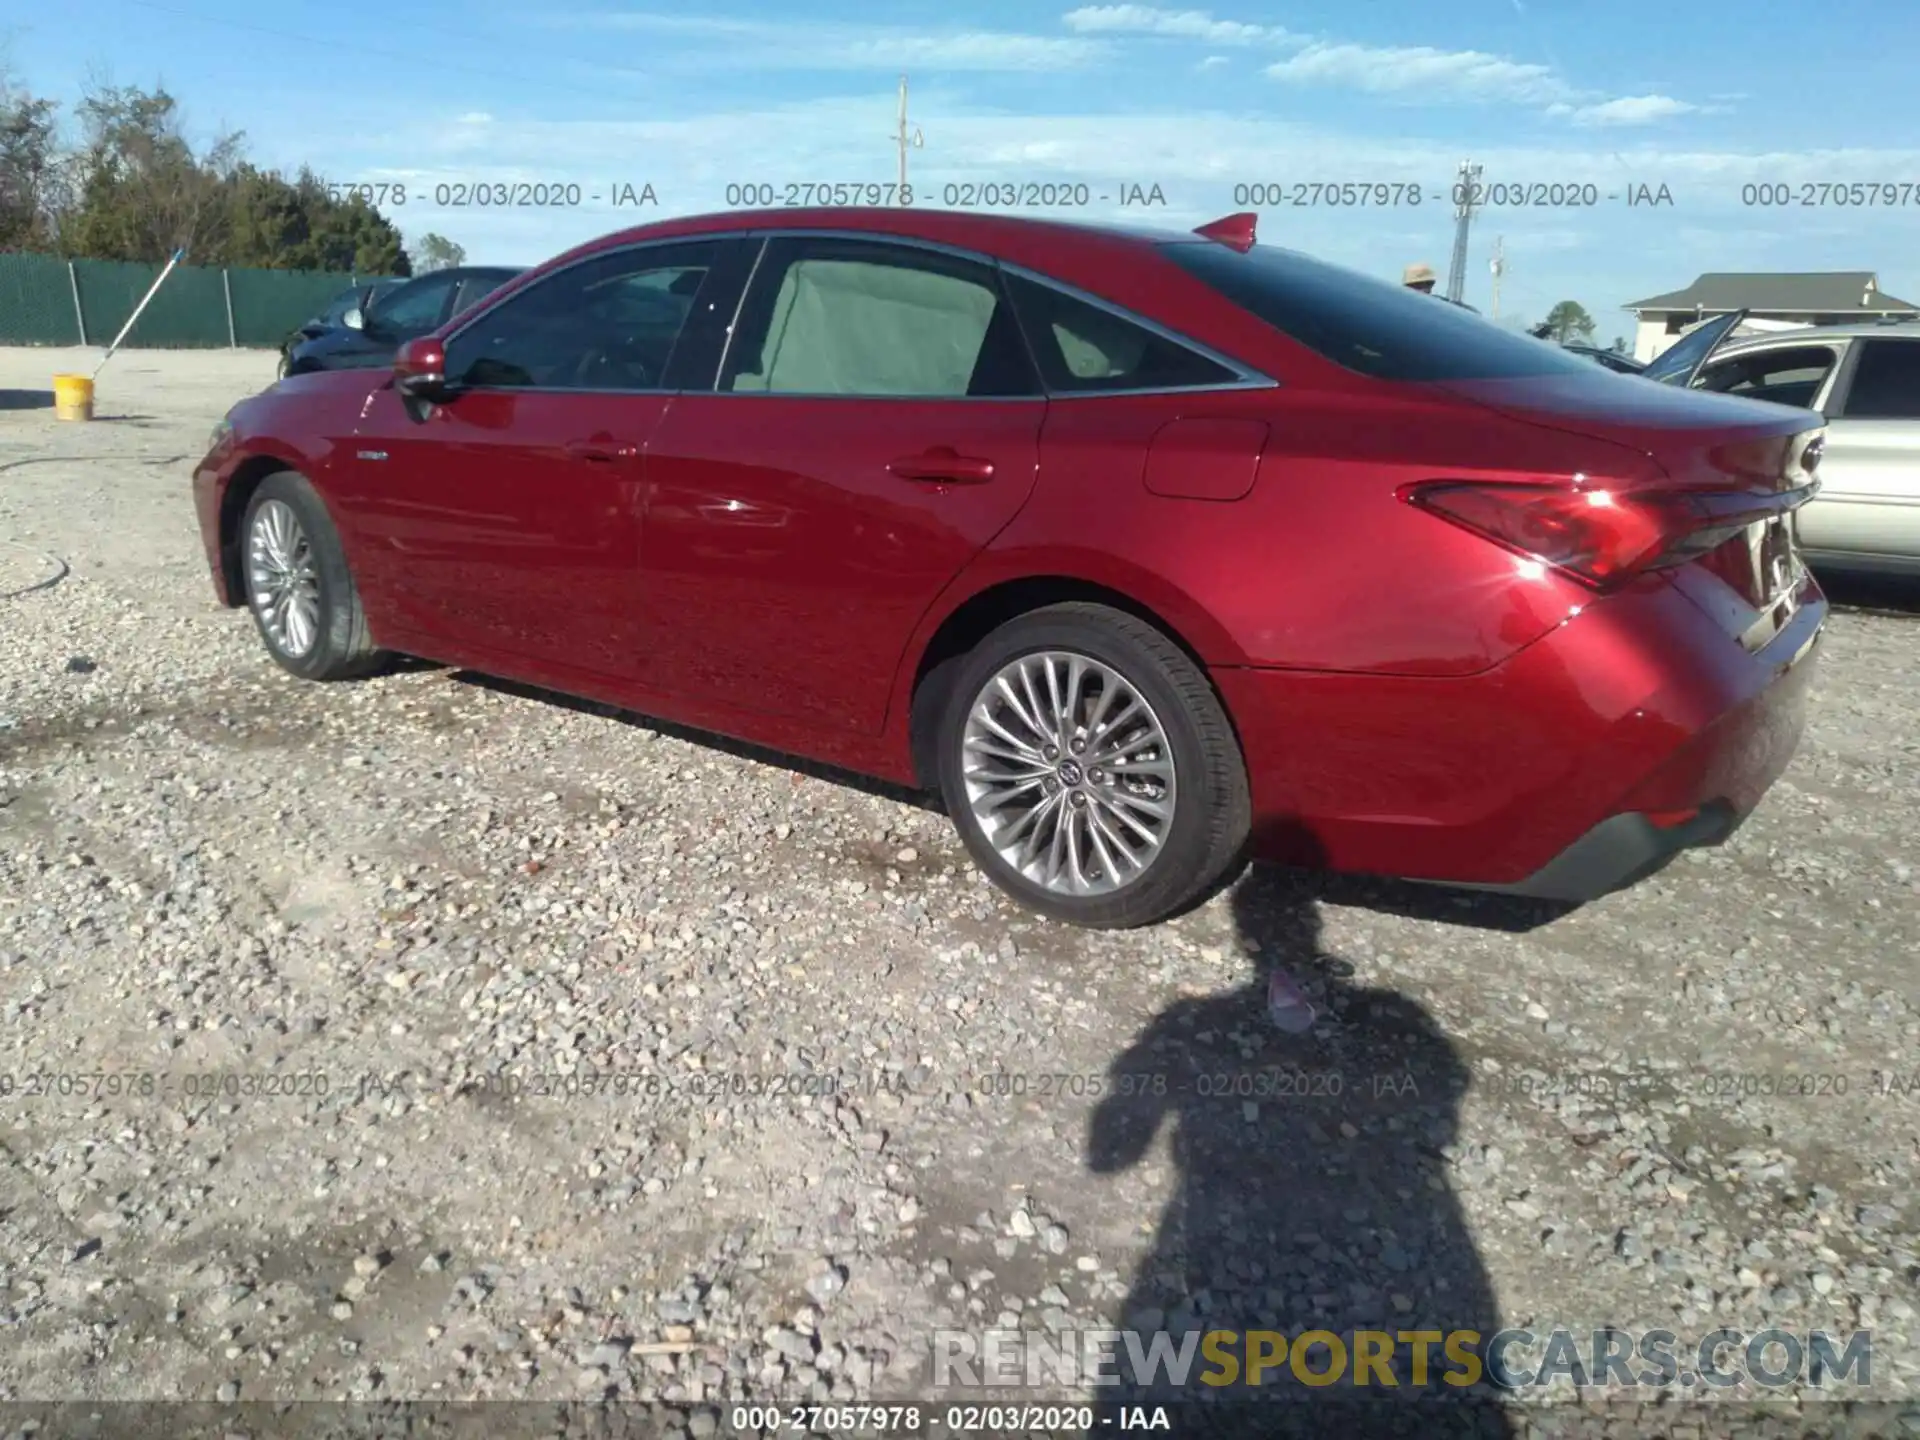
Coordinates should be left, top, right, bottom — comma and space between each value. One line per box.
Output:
1159, 241, 1600, 382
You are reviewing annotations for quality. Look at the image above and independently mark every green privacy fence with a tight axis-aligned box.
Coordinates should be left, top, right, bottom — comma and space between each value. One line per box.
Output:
0, 252, 398, 349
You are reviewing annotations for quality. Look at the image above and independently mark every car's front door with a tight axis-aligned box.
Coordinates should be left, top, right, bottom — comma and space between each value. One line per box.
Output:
1798, 335, 1920, 562
334, 238, 745, 682
637, 233, 1046, 737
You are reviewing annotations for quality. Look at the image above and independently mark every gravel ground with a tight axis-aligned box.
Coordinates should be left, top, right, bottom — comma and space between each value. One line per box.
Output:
2, 346, 1919, 1435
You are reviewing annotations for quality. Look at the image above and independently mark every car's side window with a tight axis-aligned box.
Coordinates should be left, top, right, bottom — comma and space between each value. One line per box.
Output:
718, 237, 1038, 399
451, 275, 508, 317
1836, 338, 1920, 419
370, 274, 459, 335
443, 242, 719, 392
1695, 345, 1841, 410
1001, 271, 1242, 394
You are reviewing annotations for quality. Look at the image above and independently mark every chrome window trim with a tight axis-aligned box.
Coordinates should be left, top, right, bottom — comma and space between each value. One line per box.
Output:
436, 234, 740, 396
434, 224, 1278, 401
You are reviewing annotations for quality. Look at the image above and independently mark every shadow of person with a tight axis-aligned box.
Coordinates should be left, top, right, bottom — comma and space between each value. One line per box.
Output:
1085, 845, 1516, 1438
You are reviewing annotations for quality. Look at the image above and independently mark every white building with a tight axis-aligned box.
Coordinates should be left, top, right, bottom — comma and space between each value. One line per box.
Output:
1624, 272, 1919, 362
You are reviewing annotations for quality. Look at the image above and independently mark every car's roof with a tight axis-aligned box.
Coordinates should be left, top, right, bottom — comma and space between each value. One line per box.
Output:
551, 206, 1207, 270
655, 207, 1196, 243
392, 265, 522, 285
1716, 319, 1920, 350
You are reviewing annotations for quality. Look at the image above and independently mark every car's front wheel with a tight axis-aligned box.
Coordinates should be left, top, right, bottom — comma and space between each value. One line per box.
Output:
937, 602, 1250, 928
240, 471, 388, 681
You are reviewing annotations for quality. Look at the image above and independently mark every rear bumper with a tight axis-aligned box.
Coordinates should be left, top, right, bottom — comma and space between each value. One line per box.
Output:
1214, 569, 1825, 896
1448, 800, 1740, 903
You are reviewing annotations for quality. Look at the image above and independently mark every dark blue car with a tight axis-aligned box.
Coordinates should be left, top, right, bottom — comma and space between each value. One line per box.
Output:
280, 267, 522, 377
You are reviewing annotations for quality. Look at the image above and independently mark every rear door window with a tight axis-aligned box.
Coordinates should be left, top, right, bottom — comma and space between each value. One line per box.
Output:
718, 236, 1038, 398
1835, 337, 1920, 418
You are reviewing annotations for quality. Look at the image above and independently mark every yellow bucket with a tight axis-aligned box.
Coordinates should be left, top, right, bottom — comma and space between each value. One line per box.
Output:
53, 373, 95, 422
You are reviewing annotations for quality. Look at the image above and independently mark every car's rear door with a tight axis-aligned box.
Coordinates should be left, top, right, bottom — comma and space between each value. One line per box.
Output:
636, 232, 1045, 738
1796, 334, 1920, 563
335, 237, 751, 682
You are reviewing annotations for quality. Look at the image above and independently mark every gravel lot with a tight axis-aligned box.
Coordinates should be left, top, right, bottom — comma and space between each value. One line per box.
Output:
2, 346, 1918, 1435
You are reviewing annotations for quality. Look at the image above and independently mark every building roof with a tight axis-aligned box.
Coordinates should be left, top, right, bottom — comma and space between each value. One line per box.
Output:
1624, 271, 1920, 316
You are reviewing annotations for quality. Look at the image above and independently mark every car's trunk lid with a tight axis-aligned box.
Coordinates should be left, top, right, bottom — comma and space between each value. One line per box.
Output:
1432, 371, 1825, 650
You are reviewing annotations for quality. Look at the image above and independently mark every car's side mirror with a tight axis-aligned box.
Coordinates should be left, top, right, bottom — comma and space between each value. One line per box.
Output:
394, 337, 450, 401
343, 307, 365, 331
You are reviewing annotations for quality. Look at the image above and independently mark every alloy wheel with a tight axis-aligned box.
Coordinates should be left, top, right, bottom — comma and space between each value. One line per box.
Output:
960, 650, 1177, 896
246, 498, 321, 658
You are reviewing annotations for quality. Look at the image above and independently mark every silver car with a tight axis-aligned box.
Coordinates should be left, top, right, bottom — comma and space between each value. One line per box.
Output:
1645, 313, 1920, 576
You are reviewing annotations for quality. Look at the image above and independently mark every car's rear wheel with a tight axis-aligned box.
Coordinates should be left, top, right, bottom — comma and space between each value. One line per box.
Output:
240, 471, 388, 681
936, 602, 1250, 928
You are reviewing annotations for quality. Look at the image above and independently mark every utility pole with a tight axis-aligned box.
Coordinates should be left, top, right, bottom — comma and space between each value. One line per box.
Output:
1446, 159, 1481, 304
893, 74, 924, 202
1489, 235, 1504, 321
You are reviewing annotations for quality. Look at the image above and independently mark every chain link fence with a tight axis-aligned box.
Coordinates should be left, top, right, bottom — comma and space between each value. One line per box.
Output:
0, 253, 398, 348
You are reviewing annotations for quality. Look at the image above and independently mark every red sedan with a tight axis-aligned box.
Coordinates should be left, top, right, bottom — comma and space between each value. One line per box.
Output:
192, 208, 1827, 928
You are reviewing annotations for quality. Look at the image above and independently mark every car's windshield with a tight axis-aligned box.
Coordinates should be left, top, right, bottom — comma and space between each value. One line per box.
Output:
1160, 240, 1602, 382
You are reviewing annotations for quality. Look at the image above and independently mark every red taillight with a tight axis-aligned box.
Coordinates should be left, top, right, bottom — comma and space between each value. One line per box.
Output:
1403, 482, 1671, 587
1403, 478, 1814, 591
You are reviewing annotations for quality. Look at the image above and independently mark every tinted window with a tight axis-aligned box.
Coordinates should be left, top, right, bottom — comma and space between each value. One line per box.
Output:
1001, 272, 1240, 393
451, 273, 515, 317
1160, 241, 1601, 382
1839, 338, 1920, 418
1642, 313, 1746, 385
444, 243, 717, 391
320, 287, 361, 325
1696, 344, 1840, 410
370, 273, 458, 334
720, 237, 1037, 398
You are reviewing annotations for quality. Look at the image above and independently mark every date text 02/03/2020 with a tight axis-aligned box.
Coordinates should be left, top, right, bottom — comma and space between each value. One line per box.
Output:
1229, 180, 1676, 208
720, 181, 1169, 209
324, 181, 658, 208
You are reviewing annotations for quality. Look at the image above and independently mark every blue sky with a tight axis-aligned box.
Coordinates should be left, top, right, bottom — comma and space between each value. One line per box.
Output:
11, 0, 1920, 335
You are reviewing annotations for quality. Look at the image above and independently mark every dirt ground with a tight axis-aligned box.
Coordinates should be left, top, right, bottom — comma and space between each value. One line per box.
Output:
2, 344, 1918, 1437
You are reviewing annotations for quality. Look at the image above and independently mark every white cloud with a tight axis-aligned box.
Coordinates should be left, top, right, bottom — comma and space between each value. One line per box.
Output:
1262, 39, 1715, 127
310, 97, 1920, 301
538, 12, 1106, 71
1555, 95, 1704, 127
1266, 43, 1568, 104
1060, 6, 1293, 43
1198, 55, 1230, 70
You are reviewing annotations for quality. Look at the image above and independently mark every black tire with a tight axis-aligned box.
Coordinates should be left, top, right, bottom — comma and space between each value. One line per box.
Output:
936, 602, 1250, 928
239, 471, 388, 681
